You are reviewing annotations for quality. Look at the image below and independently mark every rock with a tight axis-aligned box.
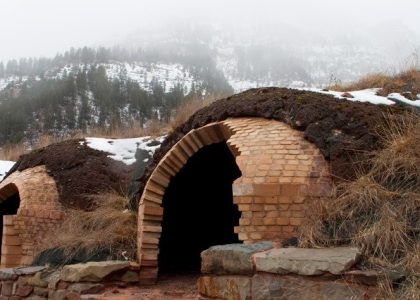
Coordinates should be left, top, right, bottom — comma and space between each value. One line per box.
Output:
197, 276, 251, 300
119, 270, 139, 283
26, 272, 48, 287
14, 266, 46, 276
66, 292, 82, 300
15, 284, 33, 297
341, 92, 354, 98
33, 287, 49, 297
201, 242, 273, 275
68, 283, 105, 294
24, 296, 48, 300
0, 269, 18, 281
60, 261, 130, 282
1, 281, 14, 296
344, 270, 382, 286
48, 289, 66, 300
251, 273, 377, 300
254, 247, 360, 275
45, 270, 61, 289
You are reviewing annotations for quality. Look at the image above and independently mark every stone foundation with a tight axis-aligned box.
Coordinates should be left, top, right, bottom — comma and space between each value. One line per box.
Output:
0, 261, 139, 300
198, 243, 379, 300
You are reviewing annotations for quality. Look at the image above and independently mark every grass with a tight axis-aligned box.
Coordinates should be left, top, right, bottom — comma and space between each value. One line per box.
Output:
328, 68, 420, 99
299, 112, 419, 298
169, 95, 218, 131
40, 192, 138, 263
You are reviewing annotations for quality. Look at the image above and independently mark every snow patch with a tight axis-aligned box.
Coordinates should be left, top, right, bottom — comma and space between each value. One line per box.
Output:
83, 136, 164, 165
0, 160, 15, 182
387, 93, 420, 107
304, 88, 420, 107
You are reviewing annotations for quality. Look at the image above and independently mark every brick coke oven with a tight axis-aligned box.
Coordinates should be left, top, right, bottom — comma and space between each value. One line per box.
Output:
0, 166, 64, 268
134, 87, 399, 283
137, 118, 331, 281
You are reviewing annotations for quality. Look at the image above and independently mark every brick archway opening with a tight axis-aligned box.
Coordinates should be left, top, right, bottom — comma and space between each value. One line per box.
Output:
0, 184, 21, 267
158, 142, 242, 275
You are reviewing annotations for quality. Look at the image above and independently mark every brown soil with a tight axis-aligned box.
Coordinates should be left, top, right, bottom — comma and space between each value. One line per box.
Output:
6, 139, 133, 210
89, 275, 204, 300
131, 87, 408, 208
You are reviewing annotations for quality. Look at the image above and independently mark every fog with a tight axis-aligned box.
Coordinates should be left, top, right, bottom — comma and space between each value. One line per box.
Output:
1, 0, 420, 61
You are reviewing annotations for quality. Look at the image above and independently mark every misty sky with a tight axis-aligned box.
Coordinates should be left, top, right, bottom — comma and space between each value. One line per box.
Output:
1, 0, 420, 61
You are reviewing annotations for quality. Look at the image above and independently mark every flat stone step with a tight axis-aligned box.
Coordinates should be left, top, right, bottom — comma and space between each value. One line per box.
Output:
254, 247, 361, 275
201, 242, 273, 275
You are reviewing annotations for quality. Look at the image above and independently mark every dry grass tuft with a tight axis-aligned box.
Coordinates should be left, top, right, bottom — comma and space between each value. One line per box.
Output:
0, 142, 27, 161
328, 68, 420, 99
41, 193, 137, 263
299, 112, 420, 298
170, 95, 217, 131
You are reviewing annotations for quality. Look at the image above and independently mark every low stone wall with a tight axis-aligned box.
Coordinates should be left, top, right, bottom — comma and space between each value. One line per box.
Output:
198, 243, 380, 300
0, 261, 139, 300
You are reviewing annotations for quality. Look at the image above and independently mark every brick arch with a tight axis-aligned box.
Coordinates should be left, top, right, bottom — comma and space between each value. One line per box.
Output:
137, 117, 333, 282
0, 166, 64, 267
137, 122, 239, 279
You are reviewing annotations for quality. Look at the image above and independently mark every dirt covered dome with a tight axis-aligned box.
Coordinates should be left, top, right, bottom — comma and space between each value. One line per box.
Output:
4, 137, 162, 210
131, 87, 408, 208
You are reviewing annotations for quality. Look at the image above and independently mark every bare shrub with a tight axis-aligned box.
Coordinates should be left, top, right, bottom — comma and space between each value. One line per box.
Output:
41, 193, 137, 263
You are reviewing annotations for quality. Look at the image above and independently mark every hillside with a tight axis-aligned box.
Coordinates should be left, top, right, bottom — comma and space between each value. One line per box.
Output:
0, 47, 232, 146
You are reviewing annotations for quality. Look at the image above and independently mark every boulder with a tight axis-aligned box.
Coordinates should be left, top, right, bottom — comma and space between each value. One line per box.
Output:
201, 242, 273, 275
254, 247, 360, 275
251, 273, 377, 300
60, 261, 130, 282
197, 276, 251, 300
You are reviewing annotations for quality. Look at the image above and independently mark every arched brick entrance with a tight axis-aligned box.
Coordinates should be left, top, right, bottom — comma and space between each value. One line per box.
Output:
0, 166, 65, 267
137, 118, 332, 282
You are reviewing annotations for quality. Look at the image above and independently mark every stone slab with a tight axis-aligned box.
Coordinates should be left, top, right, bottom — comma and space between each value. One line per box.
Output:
60, 261, 130, 282
254, 247, 360, 275
251, 273, 376, 300
201, 242, 273, 275
0, 268, 18, 280
15, 266, 46, 276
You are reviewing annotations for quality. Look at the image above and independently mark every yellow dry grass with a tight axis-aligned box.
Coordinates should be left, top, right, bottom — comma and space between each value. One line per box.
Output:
40, 193, 137, 263
299, 112, 420, 298
170, 95, 217, 131
328, 68, 420, 99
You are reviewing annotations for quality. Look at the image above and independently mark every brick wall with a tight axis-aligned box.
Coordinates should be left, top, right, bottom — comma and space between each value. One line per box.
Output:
224, 118, 331, 243
137, 117, 332, 282
0, 166, 64, 268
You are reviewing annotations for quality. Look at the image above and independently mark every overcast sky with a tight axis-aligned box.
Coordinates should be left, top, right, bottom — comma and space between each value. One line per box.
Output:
1, 0, 420, 61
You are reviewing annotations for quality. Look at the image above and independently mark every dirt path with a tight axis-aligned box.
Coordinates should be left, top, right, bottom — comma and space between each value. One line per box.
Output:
88, 275, 208, 300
